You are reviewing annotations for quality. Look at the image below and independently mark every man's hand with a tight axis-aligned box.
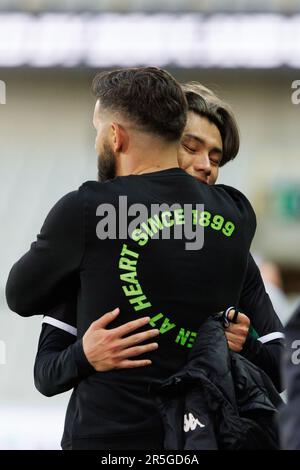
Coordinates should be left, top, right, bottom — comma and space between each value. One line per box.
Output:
224, 309, 250, 352
82, 308, 159, 371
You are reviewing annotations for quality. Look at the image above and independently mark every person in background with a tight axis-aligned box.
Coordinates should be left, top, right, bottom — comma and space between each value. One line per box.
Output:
258, 257, 291, 326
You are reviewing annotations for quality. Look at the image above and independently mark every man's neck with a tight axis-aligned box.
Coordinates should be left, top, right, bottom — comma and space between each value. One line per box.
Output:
130, 161, 179, 176
116, 143, 180, 177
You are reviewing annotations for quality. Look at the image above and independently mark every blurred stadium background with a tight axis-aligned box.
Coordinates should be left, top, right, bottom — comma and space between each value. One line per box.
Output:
0, 0, 300, 449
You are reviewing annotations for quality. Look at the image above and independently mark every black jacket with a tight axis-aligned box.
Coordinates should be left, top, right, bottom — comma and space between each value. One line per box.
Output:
150, 314, 283, 450
6, 170, 259, 448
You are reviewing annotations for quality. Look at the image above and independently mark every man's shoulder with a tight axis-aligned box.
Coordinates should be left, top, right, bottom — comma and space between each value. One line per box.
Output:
79, 179, 122, 194
214, 184, 255, 215
79, 180, 103, 190
208, 184, 257, 239
213, 183, 250, 202
44, 184, 106, 220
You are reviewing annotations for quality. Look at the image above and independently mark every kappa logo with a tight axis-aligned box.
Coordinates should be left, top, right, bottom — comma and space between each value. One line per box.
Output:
183, 412, 205, 432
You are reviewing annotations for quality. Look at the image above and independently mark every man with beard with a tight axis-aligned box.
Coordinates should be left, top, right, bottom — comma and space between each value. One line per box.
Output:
31, 81, 284, 412
6, 67, 257, 450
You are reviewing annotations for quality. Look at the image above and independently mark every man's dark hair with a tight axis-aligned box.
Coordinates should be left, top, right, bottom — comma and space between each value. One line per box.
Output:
182, 82, 240, 167
92, 67, 187, 142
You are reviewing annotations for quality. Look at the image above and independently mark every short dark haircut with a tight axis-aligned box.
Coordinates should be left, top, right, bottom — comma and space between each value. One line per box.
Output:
182, 82, 240, 167
92, 67, 187, 142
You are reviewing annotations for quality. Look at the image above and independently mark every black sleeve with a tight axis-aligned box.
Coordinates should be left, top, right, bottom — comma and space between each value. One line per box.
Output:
238, 254, 285, 391
280, 304, 300, 449
6, 190, 85, 317
34, 323, 94, 397
42, 292, 78, 331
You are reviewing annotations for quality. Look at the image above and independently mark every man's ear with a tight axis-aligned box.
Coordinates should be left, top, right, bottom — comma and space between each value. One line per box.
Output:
110, 122, 128, 153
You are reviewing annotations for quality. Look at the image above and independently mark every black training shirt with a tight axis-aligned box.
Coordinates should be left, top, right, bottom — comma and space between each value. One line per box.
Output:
6, 168, 256, 447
